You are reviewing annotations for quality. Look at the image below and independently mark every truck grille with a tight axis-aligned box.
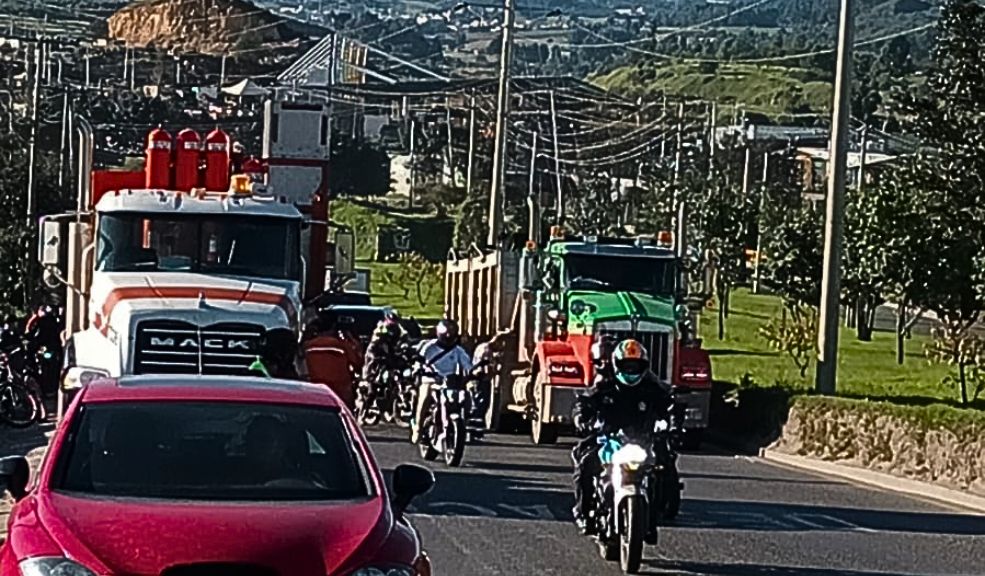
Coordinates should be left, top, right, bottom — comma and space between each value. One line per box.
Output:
133, 320, 264, 375
595, 329, 672, 381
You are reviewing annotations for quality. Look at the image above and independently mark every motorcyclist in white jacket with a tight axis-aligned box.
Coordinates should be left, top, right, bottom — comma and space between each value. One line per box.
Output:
410, 318, 472, 444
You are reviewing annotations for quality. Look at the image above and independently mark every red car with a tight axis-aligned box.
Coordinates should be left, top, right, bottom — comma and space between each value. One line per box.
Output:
0, 375, 434, 576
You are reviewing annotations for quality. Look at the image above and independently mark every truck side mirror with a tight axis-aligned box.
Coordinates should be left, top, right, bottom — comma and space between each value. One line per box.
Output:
39, 213, 77, 277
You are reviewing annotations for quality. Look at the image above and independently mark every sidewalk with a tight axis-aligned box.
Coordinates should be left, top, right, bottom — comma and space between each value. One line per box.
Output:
0, 420, 56, 539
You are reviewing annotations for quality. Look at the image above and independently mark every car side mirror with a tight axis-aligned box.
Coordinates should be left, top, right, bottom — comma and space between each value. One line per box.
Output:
391, 463, 435, 518
0, 456, 30, 501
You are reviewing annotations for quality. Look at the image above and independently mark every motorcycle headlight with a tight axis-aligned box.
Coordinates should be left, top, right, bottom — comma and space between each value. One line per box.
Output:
20, 557, 98, 576
612, 443, 648, 471
351, 567, 415, 576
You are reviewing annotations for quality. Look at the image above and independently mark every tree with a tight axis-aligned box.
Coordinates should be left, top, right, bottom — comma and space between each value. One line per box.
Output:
888, 0, 985, 401
688, 143, 755, 340
758, 201, 824, 377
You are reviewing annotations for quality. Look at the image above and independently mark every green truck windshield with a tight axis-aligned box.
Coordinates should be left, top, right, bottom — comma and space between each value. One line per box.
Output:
565, 253, 675, 296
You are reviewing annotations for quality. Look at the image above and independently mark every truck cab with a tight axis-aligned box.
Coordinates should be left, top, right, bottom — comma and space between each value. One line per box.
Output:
446, 227, 712, 446
40, 102, 333, 417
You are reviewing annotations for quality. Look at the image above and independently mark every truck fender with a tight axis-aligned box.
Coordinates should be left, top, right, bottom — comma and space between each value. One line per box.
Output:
533, 341, 583, 386
68, 329, 122, 377
674, 345, 712, 389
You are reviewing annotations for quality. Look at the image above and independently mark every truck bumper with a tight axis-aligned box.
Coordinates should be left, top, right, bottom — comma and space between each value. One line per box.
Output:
675, 388, 711, 429
540, 384, 583, 427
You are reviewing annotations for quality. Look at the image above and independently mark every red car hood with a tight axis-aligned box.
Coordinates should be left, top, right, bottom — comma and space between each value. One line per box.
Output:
40, 493, 387, 576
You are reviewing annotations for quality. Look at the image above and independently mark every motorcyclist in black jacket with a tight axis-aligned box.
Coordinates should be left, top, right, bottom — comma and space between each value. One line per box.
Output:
571, 338, 682, 534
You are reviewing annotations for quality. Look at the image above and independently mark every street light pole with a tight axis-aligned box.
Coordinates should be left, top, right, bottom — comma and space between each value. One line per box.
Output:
486, 0, 515, 248
816, 0, 855, 395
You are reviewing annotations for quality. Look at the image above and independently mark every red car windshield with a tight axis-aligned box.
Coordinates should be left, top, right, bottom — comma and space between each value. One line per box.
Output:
52, 402, 371, 501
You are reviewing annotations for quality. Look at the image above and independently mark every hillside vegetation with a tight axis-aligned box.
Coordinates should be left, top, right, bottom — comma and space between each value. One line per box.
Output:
593, 63, 833, 117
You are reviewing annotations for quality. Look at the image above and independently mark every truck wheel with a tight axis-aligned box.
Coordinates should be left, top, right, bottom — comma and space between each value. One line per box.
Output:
683, 429, 704, 451
531, 418, 558, 445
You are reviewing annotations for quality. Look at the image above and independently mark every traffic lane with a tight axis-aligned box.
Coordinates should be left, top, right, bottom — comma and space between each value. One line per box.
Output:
367, 428, 985, 576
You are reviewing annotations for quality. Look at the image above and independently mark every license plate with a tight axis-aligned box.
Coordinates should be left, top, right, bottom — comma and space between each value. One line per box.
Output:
686, 408, 702, 420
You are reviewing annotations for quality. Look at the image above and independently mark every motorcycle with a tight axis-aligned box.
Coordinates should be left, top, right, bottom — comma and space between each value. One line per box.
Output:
357, 344, 416, 426
588, 418, 682, 574
415, 361, 487, 467
0, 344, 45, 427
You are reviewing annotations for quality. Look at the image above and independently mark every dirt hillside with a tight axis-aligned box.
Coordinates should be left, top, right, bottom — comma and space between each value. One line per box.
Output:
107, 0, 303, 55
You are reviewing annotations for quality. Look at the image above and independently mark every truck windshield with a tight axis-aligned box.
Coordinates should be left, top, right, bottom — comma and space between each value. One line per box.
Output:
96, 213, 301, 281
564, 254, 675, 296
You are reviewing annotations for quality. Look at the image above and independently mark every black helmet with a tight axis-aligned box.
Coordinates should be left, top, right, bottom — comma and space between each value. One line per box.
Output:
435, 319, 459, 349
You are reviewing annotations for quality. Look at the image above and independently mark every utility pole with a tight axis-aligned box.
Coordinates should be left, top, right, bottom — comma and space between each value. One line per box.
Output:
175, 57, 182, 85
673, 101, 685, 260
445, 98, 455, 186
660, 94, 667, 158
527, 131, 539, 243
122, 46, 129, 83
816, 0, 855, 396
549, 89, 563, 223
857, 123, 869, 193
84, 53, 90, 89
487, 0, 516, 248
59, 91, 68, 187
741, 146, 752, 198
220, 53, 227, 88
708, 100, 717, 167
409, 118, 416, 209
753, 151, 769, 294
465, 92, 476, 198
25, 40, 43, 306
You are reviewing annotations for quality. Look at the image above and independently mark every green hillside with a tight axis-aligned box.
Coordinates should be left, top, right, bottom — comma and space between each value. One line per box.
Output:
592, 62, 833, 118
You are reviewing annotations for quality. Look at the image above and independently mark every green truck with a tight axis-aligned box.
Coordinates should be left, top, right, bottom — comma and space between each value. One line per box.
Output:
445, 227, 713, 446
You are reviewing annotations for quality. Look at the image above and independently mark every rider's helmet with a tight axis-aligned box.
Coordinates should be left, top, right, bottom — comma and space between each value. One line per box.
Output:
435, 318, 460, 350
611, 339, 649, 387
374, 314, 402, 341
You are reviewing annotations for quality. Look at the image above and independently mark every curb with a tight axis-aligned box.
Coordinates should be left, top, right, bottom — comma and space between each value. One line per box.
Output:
759, 449, 985, 515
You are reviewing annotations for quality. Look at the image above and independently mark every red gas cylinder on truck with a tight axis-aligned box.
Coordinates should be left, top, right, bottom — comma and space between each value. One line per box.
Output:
174, 128, 201, 191
203, 128, 231, 192
241, 155, 265, 184
145, 127, 172, 189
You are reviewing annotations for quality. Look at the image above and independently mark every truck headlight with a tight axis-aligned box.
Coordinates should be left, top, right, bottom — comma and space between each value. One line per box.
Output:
62, 366, 110, 391
20, 557, 97, 576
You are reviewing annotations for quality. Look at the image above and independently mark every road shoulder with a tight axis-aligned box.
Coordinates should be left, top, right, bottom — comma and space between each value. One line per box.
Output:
760, 448, 985, 515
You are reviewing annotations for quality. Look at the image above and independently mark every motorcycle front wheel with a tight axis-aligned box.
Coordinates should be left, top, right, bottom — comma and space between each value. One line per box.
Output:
443, 416, 466, 467
620, 496, 645, 574
418, 416, 440, 461
0, 381, 40, 428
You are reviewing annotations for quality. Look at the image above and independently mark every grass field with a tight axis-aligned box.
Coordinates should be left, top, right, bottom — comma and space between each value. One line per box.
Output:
592, 62, 833, 118
700, 289, 959, 405
361, 260, 445, 322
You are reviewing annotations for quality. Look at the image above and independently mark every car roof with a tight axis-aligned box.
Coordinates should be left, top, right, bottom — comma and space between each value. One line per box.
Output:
81, 375, 344, 408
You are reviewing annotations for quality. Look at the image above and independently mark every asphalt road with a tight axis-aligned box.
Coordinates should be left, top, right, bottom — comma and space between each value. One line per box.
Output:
367, 427, 985, 576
